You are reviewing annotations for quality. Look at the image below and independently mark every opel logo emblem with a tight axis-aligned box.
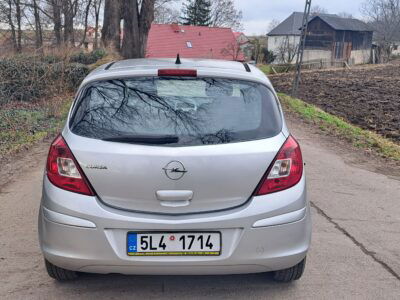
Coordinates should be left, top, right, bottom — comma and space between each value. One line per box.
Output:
162, 161, 187, 180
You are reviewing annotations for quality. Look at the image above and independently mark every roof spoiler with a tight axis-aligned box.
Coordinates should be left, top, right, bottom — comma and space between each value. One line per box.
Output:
105, 61, 116, 70
242, 62, 251, 72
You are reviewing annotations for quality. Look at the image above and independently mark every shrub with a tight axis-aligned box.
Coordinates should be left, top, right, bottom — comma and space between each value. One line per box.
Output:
63, 63, 90, 88
0, 57, 89, 105
261, 48, 276, 64
40, 55, 64, 64
69, 49, 107, 65
92, 48, 107, 60
0, 58, 50, 103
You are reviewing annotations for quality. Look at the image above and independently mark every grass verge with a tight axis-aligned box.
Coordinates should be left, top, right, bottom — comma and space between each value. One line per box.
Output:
257, 64, 273, 74
0, 97, 72, 160
279, 93, 400, 162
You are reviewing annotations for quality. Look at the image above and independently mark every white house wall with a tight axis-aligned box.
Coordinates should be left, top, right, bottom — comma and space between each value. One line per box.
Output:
303, 50, 332, 62
392, 42, 400, 56
267, 35, 300, 64
268, 35, 372, 65
268, 36, 332, 64
350, 49, 371, 65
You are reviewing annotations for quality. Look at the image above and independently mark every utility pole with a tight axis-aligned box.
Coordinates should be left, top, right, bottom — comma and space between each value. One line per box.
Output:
291, 0, 312, 97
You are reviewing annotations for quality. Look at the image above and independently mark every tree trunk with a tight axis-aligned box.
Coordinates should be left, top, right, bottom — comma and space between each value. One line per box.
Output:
94, 0, 102, 49
121, 0, 140, 58
51, 0, 62, 45
6, 0, 17, 51
63, 1, 76, 46
102, 0, 122, 50
79, 0, 93, 47
94, 13, 100, 49
33, 0, 43, 50
121, 0, 155, 59
63, 14, 73, 46
138, 0, 155, 56
14, 0, 22, 52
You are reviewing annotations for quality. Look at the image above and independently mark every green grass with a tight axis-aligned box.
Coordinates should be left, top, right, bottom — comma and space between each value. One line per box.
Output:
258, 64, 294, 74
0, 99, 71, 159
279, 93, 400, 162
257, 64, 273, 74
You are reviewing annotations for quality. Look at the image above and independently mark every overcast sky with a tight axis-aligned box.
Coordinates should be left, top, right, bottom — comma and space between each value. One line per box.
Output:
234, 0, 366, 35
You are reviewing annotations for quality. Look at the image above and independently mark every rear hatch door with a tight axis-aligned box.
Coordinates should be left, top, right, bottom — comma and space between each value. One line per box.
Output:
66, 75, 284, 214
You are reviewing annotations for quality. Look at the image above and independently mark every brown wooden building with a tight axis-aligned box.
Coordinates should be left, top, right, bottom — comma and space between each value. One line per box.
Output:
305, 15, 373, 64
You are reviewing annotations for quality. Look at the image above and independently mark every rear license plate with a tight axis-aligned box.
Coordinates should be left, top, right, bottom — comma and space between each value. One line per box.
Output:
127, 232, 221, 256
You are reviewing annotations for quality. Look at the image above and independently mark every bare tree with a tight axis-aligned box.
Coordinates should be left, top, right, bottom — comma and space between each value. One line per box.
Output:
220, 39, 243, 61
92, 0, 102, 49
267, 19, 280, 33
154, 3, 179, 23
250, 37, 261, 63
101, 0, 121, 50
310, 5, 328, 15
362, 0, 400, 61
79, 0, 93, 46
210, 0, 243, 30
14, 0, 22, 52
32, 0, 43, 49
62, 0, 79, 46
3, 0, 22, 51
338, 12, 354, 18
50, 0, 63, 45
121, 0, 156, 58
23, 0, 66, 46
4, 0, 17, 51
276, 37, 298, 64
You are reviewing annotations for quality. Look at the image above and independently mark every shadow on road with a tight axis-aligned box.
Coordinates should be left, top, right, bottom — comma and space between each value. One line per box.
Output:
52, 272, 298, 298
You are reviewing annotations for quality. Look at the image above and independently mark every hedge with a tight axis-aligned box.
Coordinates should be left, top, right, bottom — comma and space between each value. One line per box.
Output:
0, 57, 89, 104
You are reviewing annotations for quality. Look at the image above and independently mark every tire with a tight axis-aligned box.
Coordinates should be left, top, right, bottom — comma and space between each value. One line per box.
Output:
45, 259, 78, 281
273, 257, 306, 282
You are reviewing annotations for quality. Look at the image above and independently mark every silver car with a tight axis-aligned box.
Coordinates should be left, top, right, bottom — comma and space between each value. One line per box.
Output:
39, 58, 311, 282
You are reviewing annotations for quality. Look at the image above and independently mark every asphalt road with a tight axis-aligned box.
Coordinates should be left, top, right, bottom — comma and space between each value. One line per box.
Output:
0, 117, 399, 299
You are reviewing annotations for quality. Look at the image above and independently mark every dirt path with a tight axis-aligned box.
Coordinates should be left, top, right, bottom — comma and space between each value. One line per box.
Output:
0, 116, 399, 299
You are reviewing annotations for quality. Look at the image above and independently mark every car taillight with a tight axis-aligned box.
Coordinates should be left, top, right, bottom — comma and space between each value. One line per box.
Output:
254, 136, 303, 195
46, 135, 95, 196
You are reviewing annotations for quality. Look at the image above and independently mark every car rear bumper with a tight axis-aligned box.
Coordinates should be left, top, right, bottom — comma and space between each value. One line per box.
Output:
39, 175, 311, 275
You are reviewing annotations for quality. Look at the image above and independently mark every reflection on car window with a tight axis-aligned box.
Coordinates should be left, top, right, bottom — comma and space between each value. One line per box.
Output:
70, 77, 282, 146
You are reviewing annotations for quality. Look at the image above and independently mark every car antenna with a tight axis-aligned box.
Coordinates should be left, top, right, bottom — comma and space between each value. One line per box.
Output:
175, 53, 181, 64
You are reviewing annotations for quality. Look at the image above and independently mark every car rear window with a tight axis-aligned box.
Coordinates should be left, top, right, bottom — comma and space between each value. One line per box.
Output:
69, 77, 282, 146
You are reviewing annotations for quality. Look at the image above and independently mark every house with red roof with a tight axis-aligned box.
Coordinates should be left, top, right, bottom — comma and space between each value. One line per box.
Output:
233, 31, 253, 60
146, 24, 246, 61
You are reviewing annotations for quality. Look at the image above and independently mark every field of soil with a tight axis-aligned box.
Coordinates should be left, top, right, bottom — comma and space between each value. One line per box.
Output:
269, 64, 400, 142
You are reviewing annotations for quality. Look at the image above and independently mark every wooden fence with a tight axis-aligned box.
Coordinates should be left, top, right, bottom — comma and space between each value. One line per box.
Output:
270, 59, 350, 74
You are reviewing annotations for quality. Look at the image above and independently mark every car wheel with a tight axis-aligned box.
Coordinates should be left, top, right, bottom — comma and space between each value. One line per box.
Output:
273, 257, 306, 282
45, 259, 78, 281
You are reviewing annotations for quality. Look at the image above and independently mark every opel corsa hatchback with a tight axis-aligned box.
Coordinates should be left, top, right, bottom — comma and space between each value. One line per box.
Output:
39, 58, 311, 282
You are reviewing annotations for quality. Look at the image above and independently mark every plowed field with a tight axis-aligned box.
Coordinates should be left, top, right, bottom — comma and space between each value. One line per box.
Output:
269, 64, 400, 142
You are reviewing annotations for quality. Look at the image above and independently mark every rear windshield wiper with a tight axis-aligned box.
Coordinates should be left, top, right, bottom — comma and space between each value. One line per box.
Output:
102, 135, 179, 145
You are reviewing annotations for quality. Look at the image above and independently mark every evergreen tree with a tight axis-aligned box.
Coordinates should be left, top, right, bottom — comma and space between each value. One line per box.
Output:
181, 0, 212, 26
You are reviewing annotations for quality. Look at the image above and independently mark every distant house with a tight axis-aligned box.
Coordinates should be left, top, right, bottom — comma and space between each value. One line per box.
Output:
233, 31, 253, 60
306, 15, 373, 64
146, 24, 246, 61
267, 12, 373, 65
393, 42, 400, 56
267, 12, 307, 64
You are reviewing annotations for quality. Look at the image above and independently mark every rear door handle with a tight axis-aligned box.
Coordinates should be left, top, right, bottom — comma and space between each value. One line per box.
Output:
156, 190, 193, 207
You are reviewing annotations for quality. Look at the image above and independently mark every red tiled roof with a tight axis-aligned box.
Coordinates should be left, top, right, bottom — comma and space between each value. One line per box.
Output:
233, 32, 243, 39
146, 24, 245, 61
